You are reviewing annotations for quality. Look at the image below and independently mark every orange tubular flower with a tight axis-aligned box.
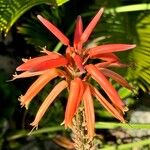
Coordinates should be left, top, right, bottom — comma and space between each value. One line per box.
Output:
30, 80, 68, 129
64, 78, 84, 127
19, 69, 59, 109
83, 84, 95, 139
13, 8, 136, 138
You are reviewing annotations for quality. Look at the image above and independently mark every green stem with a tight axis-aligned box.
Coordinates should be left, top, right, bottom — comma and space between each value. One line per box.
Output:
7, 126, 64, 141
100, 138, 150, 150
95, 122, 150, 129
82, 3, 150, 17
108, 3, 150, 13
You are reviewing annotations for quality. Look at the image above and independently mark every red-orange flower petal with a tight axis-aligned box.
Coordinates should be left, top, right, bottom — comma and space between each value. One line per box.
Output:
96, 62, 128, 69
83, 84, 95, 139
73, 54, 85, 73
41, 48, 61, 56
95, 61, 113, 68
90, 53, 120, 62
37, 15, 70, 46
64, 78, 84, 127
11, 70, 48, 81
100, 68, 132, 90
30, 80, 68, 128
85, 64, 125, 112
29, 57, 68, 72
19, 69, 59, 109
108, 62, 128, 68
75, 78, 85, 110
16, 54, 62, 71
80, 8, 104, 44
74, 15, 83, 49
91, 85, 126, 123
88, 44, 136, 57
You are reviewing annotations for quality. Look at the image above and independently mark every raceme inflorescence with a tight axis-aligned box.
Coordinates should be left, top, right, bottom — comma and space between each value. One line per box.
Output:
12, 8, 135, 139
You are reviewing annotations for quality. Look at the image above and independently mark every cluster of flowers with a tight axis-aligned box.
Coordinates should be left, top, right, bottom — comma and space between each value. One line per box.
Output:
12, 8, 135, 138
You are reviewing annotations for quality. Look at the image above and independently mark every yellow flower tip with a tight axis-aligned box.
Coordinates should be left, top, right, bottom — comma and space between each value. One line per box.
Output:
67, 122, 73, 129
60, 121, 65, 126
18, 95, 23, 102
40, 49, 48, 54
12, 72, 21, 80
88, 133, 95, 141
124, 106, 129, 112
99, 7, 104, 13
7, 74, 16, 82
22, 58, 28, 63
21, 102, 29, 109
7, 72, 18, 82
61, 120, 73, 129
18, 95, 29, 109
63, 121, 68, 129
121, 119, 127, 124
30, 121, 38, 128
28, 123, 38, 135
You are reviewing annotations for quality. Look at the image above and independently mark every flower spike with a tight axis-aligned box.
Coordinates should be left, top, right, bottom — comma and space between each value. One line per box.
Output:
13, 8, 135, 139
37, 15, 70, 46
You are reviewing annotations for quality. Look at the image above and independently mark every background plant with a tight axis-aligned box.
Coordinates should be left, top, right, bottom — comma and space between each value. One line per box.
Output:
0, 0, 150, 149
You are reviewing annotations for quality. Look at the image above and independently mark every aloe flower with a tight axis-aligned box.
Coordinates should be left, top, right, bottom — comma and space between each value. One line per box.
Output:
13, 8, 135, 138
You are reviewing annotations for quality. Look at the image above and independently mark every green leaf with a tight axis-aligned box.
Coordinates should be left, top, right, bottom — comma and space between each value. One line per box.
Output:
118, 87, 132, 99
96, 122, 150, 129
100, 138, 150, 150
0, 0, 69, 35
7, 126, 64, 141
55, 0, 69, 6
128, 15, 150, 92
82, 3, 150, 18
107, 3, 150, 13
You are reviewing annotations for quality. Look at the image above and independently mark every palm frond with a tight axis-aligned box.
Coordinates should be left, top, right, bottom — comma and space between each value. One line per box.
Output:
0, 0, 69, 35
17, 5, 68, 49
128, 15, 150, 92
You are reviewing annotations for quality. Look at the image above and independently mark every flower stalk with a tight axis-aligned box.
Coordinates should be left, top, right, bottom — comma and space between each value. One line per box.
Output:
71, 104, 96, 150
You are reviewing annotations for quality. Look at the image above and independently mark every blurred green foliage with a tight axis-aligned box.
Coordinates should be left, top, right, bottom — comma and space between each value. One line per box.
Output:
0, 0, 69, 34
0, 0, 150, 149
